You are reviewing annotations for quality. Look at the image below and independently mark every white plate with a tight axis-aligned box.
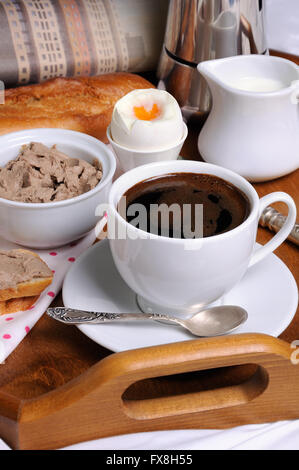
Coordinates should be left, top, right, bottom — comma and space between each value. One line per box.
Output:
62, 239, 298, 352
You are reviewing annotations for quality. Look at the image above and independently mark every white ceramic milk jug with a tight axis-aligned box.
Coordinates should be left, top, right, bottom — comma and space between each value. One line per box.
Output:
197, 55, 299, 182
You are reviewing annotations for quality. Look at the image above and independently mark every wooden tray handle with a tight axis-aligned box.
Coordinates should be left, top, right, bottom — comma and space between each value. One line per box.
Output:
6, 333, 299, 450
108, 332, 293, 420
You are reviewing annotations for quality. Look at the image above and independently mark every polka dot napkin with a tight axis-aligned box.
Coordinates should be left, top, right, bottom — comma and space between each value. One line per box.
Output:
0, 229, 97, 362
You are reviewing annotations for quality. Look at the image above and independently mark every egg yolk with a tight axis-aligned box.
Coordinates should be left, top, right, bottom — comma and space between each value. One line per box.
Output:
133, 103, 160, 121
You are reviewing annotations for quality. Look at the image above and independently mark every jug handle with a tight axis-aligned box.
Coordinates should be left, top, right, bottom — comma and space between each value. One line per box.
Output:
249, 192, 296, 267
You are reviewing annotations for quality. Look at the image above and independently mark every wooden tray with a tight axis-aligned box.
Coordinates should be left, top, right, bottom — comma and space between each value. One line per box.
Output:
0, 52, 298, 450
0, 135, 297, 450
1, 331, 299, 450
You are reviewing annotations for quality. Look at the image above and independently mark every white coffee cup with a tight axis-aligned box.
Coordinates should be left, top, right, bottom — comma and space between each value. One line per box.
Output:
107, 160, 296, 315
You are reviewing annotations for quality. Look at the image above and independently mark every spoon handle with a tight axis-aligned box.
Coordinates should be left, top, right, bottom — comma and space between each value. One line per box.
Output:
47, 307, 179, 325
259, 206, 299, 246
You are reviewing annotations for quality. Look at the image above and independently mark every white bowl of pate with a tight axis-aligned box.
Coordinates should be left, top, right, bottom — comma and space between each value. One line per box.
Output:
0, 129, 116, 248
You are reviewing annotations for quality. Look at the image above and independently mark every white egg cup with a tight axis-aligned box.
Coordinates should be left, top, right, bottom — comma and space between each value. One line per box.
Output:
106, 122, 188, 172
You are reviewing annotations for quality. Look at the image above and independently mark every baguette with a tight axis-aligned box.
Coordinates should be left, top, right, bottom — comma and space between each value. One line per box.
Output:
0, 249, 53, 302
0, 73, 154, 142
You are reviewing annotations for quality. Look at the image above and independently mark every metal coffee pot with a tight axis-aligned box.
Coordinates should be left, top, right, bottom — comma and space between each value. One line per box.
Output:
157, 0, 267, 120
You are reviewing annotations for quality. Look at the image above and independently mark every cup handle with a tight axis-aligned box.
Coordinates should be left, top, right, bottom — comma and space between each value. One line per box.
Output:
249, 192, 297, 268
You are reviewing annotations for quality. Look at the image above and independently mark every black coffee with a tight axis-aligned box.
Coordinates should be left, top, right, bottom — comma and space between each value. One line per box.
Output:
122, 173, 250, 239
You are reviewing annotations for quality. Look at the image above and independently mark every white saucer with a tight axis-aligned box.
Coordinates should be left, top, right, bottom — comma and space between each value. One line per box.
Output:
62, 239, 298, 352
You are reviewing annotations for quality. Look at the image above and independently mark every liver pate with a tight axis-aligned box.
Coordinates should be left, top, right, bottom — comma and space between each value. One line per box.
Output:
0, 142, 103, 203
0, 249, 53, 290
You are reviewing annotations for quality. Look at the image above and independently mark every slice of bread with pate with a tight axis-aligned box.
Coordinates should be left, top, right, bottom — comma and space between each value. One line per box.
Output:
0, 249, 53, 303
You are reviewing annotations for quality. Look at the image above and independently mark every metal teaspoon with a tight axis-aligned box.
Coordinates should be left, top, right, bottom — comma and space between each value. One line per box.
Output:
47, 305, 248, 337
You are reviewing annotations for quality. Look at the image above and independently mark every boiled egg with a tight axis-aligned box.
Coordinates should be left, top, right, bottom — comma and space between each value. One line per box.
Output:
110, 89, 184, 150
